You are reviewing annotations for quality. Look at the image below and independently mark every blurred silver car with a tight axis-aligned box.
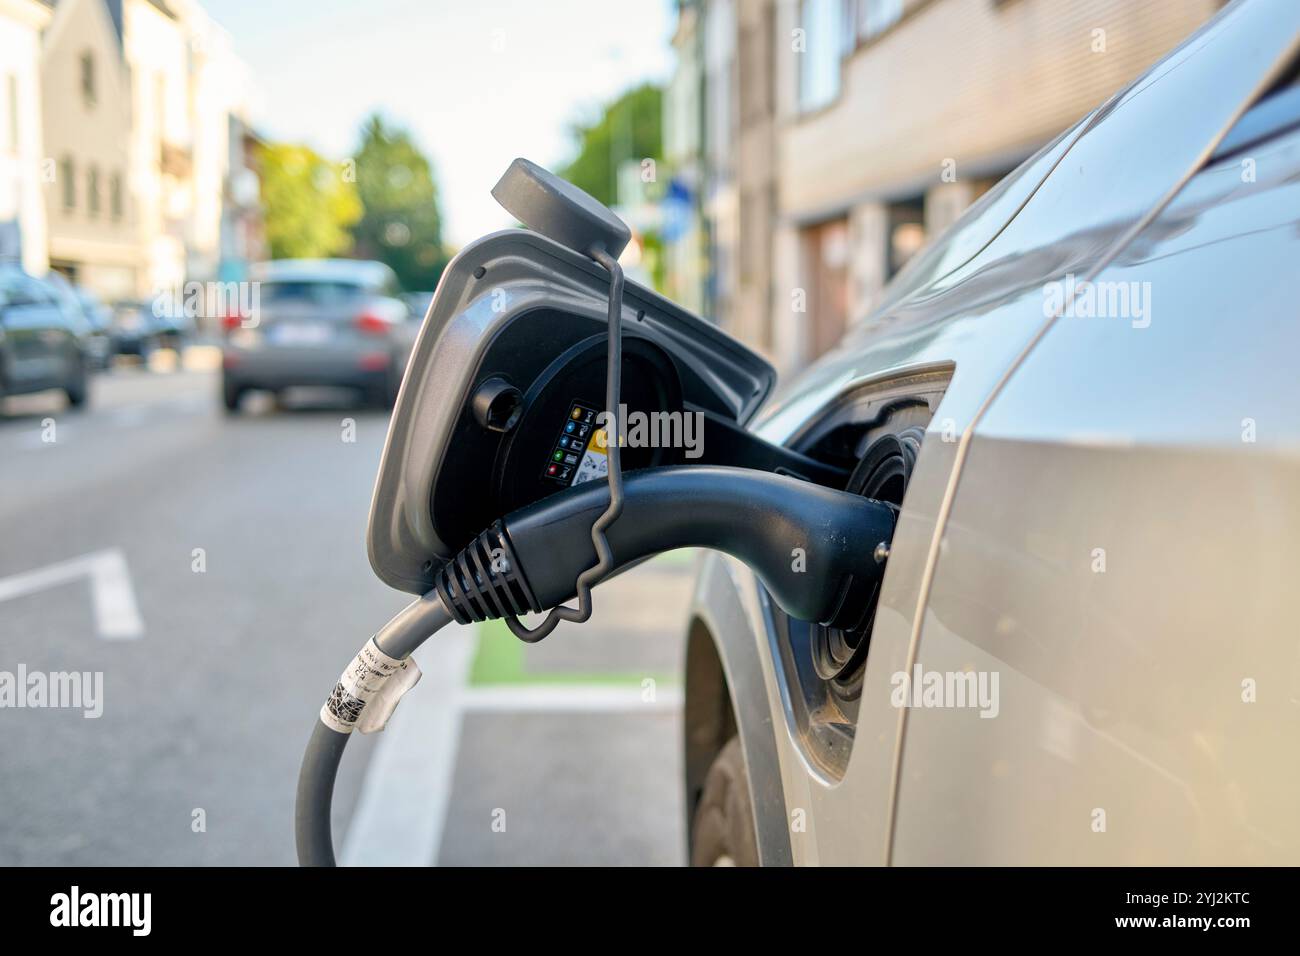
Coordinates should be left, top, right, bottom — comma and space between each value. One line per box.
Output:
220, 259, 415, 412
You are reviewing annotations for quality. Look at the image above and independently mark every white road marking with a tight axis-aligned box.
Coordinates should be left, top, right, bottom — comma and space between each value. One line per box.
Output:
339, 624, 477, 867
0, 548, 144, 640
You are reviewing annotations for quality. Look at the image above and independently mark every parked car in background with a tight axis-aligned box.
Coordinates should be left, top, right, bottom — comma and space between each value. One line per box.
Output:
220, 259, 415, 412
74, 288, 116, 369
0, 264, 90, 409
44, 272, 114, 369
401, 290, 435, 321
109, 301, 164, 360
682, 1, 1300, 866
109, 298, 194, 361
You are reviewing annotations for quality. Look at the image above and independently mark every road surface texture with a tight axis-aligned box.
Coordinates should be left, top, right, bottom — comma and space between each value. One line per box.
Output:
0, 356, 690, 865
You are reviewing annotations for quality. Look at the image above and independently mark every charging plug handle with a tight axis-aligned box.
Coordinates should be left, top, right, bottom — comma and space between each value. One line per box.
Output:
435, 466, 896, 631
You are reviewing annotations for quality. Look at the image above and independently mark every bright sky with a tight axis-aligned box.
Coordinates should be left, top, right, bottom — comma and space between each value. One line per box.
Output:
204, 0, 676, 249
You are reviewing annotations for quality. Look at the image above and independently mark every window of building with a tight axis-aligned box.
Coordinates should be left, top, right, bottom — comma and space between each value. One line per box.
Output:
60, 157, 75, 211
6, 75, 17, 155
798, 0, 851, 113
858, 0, 903, 42
802, 216, 851, 357
887, 198, 925, 277
88, 166, 101, 218
110, 172, 124, 222
80, 52, 96, 108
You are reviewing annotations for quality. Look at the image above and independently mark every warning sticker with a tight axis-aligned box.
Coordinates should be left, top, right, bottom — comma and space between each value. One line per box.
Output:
572, 427, 609, 486
319, 638, 422, 735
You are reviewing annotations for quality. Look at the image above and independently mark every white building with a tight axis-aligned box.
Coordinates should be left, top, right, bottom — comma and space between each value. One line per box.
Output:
41, 0, 258, 300
172, 0, 257, 284
41, 0, 136, 296
0, 0, 52, 274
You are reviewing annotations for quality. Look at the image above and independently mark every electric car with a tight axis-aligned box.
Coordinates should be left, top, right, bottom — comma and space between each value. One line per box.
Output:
220, 259, 415, 411
681, 0, 1300, 866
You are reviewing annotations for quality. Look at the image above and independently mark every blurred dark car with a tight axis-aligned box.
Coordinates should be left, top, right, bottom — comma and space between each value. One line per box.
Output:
109, 300, 192, 359
75, 289, 116, 369
44, 271, 114, 369
0, 264, 90, 409
220, 259, 415, 412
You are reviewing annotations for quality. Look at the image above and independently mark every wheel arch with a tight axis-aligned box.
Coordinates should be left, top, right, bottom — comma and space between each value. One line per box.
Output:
683, 555, 793, 865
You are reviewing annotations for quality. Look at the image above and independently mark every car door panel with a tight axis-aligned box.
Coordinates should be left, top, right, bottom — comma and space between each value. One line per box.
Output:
893, 115, 1300, 864
714, 0, 1300, 866
0, 279, 52, 390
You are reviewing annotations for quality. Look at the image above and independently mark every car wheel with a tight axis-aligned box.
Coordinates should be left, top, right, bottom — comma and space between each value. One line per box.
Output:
690, 737, 760, 867
64, 355, 89, 409
222, 378, 245, 414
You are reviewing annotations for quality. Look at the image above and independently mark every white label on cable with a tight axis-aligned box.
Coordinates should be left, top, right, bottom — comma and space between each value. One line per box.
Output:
320, 638, 422, 735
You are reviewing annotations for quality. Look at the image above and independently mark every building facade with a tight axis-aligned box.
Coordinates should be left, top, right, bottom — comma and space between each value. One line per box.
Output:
0, 0, 52, 275
41, 0, 135, 296
667, 0, 1224, 372
40, 0, 258, 301
662, 1, 708, 315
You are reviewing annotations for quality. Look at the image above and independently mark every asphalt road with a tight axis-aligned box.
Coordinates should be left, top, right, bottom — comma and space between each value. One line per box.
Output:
0, 357, 689, 865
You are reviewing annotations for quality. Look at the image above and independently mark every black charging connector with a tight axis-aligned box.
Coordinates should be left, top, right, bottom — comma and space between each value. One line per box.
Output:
300, 462, 897, 866
435, 465, 896, 633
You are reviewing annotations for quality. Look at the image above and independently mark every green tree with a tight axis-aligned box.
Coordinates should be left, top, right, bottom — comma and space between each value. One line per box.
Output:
258, 143, 361, 260
348, 114, 449, 291
560, 83, 662, 207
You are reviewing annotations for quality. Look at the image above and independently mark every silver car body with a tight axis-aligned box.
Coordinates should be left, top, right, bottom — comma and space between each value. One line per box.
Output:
686, 0, 1300, 865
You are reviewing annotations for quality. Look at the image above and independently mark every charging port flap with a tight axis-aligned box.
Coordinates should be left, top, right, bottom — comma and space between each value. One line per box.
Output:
367, 228, 777, 595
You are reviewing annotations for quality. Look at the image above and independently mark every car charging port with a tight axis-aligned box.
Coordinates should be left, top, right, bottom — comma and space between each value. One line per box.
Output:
471, 377, 523, 433
810, 426, 923, 695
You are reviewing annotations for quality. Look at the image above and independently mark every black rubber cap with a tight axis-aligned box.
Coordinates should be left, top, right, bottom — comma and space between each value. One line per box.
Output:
492, 157, 631, 259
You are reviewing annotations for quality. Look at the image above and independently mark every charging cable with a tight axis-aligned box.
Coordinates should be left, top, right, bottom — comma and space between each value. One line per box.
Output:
297, 249, 626, 864
296, 591, 453, 866
503, 248, 624, 643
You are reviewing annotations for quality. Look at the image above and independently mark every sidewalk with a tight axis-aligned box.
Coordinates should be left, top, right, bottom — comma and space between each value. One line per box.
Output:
343, 552, 699, 866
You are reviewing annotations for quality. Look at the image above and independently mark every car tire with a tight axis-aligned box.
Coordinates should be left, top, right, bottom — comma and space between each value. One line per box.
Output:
222, 379, 245, 414
690, 736, 760, 867
64, 355, 88, 409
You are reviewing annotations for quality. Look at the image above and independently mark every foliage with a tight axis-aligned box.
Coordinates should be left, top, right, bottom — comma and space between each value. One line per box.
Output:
258, 143, 361, 260
559, 84, 663, 207
347, 114, 449, 291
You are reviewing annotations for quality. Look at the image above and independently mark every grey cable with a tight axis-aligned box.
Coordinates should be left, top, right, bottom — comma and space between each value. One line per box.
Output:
506, 247, 625, 643
296, 591, 453, 866
299, 249, 624, 862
